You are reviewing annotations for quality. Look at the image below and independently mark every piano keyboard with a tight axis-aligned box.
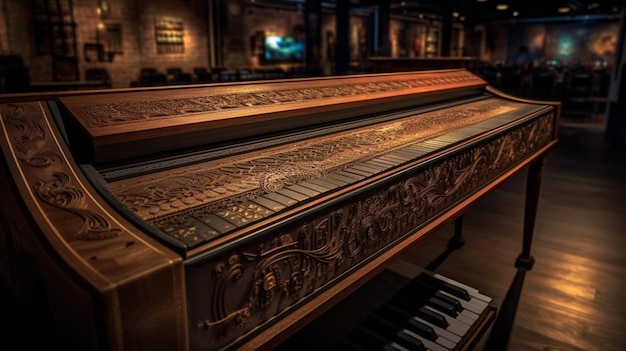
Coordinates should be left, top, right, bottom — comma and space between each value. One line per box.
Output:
338, 269, 495, 351
103, 98, 547, 249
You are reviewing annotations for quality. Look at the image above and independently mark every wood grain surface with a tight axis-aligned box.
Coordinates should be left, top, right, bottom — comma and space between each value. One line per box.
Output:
277, 127, 626, 351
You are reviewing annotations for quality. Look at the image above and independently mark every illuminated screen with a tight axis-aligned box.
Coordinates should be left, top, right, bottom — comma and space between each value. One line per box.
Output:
263, 36, 305, 62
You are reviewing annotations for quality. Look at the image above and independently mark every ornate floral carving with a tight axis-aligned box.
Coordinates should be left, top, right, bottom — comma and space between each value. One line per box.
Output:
73, 72, 482, 128
0, 102, 123, 241
109, 98, 527, 230
34, 172, 123, 240
188, 113, 555, 350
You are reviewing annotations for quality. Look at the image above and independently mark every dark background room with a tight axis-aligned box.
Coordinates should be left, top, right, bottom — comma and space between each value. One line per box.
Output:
1, 1, 625, 351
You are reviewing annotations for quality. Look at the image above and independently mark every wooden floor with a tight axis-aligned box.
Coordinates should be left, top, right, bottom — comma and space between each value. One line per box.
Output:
278, 125, 626, 351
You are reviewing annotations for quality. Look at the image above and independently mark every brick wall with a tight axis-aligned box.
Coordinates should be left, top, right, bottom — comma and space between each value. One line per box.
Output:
0, 0, 209, 88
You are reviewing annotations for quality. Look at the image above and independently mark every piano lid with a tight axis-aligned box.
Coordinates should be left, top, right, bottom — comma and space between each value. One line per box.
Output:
58, 70, 487, 164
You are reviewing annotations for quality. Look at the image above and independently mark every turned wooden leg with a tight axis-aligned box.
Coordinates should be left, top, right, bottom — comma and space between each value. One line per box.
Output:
515, 156, 545, 269
447, 215, 465, 249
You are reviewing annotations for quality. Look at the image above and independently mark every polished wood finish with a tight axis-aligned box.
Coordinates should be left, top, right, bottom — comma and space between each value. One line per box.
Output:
278, 128, 625, 351
0, 70, 561, 350
59, 70, 486, 163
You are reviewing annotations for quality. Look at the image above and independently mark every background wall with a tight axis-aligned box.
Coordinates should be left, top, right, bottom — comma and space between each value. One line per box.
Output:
480, 19, 620, 66
0, 0, 208, 88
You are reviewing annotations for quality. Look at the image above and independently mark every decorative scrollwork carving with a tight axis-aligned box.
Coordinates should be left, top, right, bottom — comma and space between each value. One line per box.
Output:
109, 98, 526, 229
189, 113, 555, 350
1, 101, 124, 242
75, 72, 482, 128
34, 172, 123, 240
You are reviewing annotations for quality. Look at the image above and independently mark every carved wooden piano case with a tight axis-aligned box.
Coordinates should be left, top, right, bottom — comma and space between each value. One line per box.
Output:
0, 70, 559, 350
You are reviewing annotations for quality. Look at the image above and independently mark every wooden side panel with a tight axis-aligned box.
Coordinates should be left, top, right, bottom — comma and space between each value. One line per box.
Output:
0, 102, 187, 350
185, 110, 557, 351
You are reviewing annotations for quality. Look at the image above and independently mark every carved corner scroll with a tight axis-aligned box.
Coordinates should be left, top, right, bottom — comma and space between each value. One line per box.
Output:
0, 102, 124, 242
0, 102, 180, 282
186, 113, 555, 350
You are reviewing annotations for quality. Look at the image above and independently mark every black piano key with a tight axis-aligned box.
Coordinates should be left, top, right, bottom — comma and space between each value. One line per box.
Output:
261, 193, 295, 208
197, 213, 236, 234
435, 135, 462, 144
420, 139, 449, 150
438, 290, 487, 315
386, 295, 470, 339
415, 273, 471, 301
394, 332, 428, 351
325, 172, 357, 184
214, 208, 249, 227
188, 217, 221, 241
311, 177, 342, 189
368, 309, 437, 341
364, 315, 428, 351
401, 318, 438, 342
407, 280, 463, 313
402, 144, 434, 156
300, 180, 333, 193
416, 306, 449, 329
339, 167, 371, 178
421, 305, 472, 337
317, 175, 348, 187
370, 156, 398, 167
378, 154, 407, 164
235, 202, 274, 218
384, 342, 409, 351
350, 164, 380, 175
397, 286, 457, 317
287, 184, 320, 197
388, 297, 461, 337
408, 317, 461, 347
391, 149, 421, 159
363, 160, 390, 171
377, 154, 406, 167
422, 272, 493, 305
378, 302, 448, 330
277, 187, 309, 202
161, 217, 216, 246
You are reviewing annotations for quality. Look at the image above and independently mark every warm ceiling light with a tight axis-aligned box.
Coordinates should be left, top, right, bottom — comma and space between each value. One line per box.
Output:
452, 11, 460, 17
496, 4, 509, 10
477, 0, 488, 2
513, 11, 519, 16
558, 7, 571, 13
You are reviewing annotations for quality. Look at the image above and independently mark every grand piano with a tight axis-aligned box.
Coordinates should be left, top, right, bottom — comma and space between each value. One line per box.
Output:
0, 69, 559, 351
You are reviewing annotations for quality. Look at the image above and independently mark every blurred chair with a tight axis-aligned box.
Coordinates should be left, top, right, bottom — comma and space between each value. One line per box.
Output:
0, 55, 30, 93
85, 68, 111, 88
194, 68, 212, 83
139, 68, 167, 86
